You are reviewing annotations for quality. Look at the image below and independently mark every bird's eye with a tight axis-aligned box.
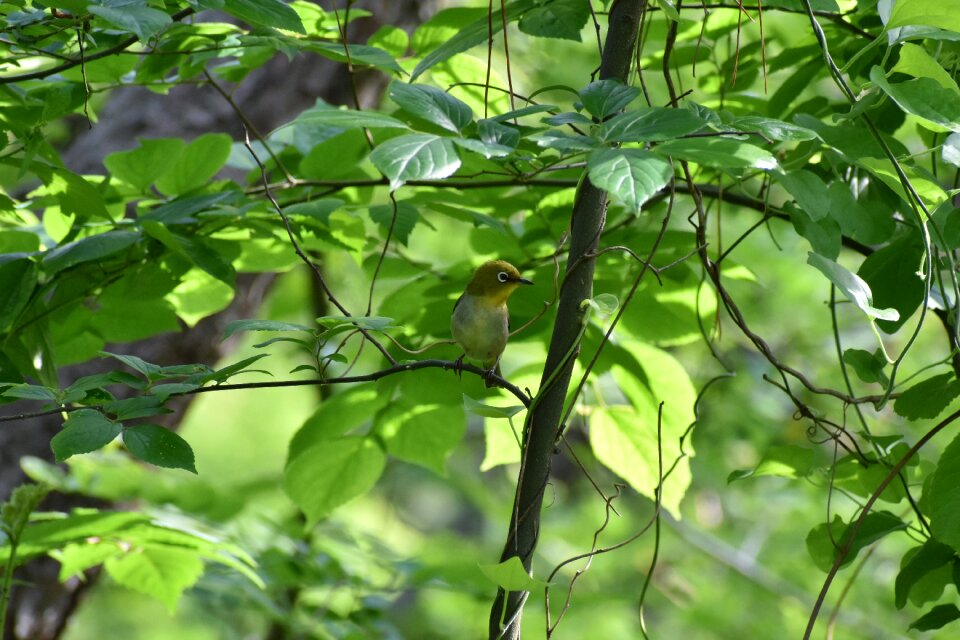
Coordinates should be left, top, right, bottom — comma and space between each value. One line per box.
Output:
497, 271, 509, 283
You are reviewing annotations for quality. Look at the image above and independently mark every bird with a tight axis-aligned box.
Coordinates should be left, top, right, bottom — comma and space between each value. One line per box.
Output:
451, 260, 533, 388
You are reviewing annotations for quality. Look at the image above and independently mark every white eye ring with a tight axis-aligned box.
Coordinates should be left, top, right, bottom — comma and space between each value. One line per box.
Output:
497, 271, 510, 283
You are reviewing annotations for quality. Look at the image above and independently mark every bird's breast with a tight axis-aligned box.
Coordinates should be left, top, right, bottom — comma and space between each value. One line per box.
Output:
451, 295, 510, 367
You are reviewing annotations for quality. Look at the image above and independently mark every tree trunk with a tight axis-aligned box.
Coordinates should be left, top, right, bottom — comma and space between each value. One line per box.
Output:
488, 2, 646, 638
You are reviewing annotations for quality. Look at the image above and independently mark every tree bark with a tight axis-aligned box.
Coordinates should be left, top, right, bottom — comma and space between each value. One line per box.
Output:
487, 2, 646, 638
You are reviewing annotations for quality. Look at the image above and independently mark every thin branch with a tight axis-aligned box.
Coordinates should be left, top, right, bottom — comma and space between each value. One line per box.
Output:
0, 8, 195, 84
203, 68, 294, 183
366, 192, 398, 315
0, 358, 532, 426
241, 128, 397, 365
803, 407, 960, 639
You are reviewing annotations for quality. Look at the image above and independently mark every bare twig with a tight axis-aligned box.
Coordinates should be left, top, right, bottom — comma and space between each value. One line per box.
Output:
241, 128, 398, 365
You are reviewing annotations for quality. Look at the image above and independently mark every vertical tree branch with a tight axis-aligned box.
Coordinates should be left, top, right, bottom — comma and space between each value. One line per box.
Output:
487, 2, 646, 638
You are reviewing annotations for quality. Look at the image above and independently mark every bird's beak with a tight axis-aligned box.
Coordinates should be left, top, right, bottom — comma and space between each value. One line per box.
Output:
516, 277, 534, 285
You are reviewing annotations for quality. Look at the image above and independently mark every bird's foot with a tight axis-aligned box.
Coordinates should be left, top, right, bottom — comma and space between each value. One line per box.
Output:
453, 354, 465, 380
483, 367, 498, 388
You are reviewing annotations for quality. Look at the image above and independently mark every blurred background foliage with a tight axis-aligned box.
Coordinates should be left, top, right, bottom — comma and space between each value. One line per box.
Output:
2, 0, 960, 639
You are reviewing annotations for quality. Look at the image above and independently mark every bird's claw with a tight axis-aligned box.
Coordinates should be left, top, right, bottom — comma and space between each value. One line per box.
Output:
453, 354, 465, 380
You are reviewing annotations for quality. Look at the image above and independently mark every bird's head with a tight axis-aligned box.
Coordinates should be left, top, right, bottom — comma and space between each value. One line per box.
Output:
465, 260, 533, 304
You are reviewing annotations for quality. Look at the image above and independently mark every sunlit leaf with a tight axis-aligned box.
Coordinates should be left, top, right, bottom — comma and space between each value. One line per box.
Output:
369, 134, 461, 189
587, 148, 672, 212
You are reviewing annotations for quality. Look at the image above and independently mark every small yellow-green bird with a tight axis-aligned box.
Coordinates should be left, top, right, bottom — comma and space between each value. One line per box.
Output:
452, 260, 533, 387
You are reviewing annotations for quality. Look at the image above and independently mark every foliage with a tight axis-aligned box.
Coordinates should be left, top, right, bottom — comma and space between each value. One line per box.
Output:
1, 0, 960, 638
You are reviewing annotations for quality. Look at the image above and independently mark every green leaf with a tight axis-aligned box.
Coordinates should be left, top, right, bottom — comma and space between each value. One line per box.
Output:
893, 373, 960, 420
481, 416, 522, 471
87, 6, 172, 41
857, 157, 948, 208
587, 148, 672, 212
368, 202, 420, 246
888, 0, 960, 33
223, 0, 305, 33
909, 604, 960, 632
143, 222, 236, 285
42, 231, 140, 274
368, 25, 409, 57
410, 0, 536, 81
285, 198, 345, 224
725, 116, 818, 141
728, 445, 815, 482
2, 384, 59, 401
122, 424, 197, 473
316, 315, 395, 331
654, 137, 778, 169
481, 118, 522, 148
777, 170, 830, 221
154, 133, 233, 197
307, 42, 403, 74
896, 539, 956, 609
1, 483, 49, 540
655, 0, 680, 20
5, 511, 146, 562
489, 104, 557, 122
579, 79, 640, 119
276, 108, 408, 132
369, 134, 461, 189
222, 319, 313, 340
478, 556, 546, 591
599, 107, 705, 142
99, 351, 163, 378
529, 130, 598, 152
592, 342, 696, 516
0, 230, 40, 253
806, 253, 899, 321
827, 181, 893, 245
589, 293, 620, 315
892, 43, 960, 93
857, 235, 925, 333
141, 191, 238, 224
105, 545, 205, 612
51, 410, 122, 462
377, 401, 466, 474
283, 436, 386, 524
518, 0, 590, 41
842, 348, 889, 385
105, 139, 186, 192
203, 354, 271, 384
389, 83, 473, 133
288, 388, 389, 459
463, 395, 525, 419
928, 433, 960, 552
0, 257, 37, 333
53, 542, 123, 581
944, 133, 960, 168
870, 67, 960, 133
105, 396, 170, 421
806, 512, 908, 572
543, 111, 594, 126
475, 118, 520, 154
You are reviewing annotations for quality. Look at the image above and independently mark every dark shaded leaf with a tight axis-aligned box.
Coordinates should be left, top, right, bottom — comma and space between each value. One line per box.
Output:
52, 410, 121, 462
893, 373, 960, 420
123, 424, 197, 473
